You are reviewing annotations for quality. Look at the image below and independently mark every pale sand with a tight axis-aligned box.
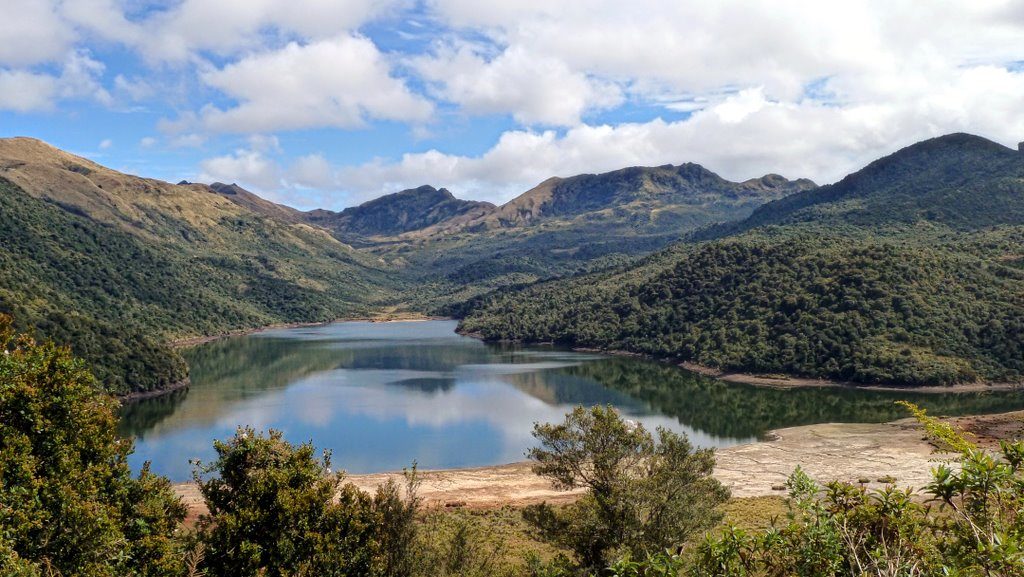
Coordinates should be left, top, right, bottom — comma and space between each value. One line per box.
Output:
173, 413, 1011, 523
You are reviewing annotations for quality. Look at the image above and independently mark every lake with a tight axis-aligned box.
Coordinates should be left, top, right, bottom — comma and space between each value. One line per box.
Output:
120, 320, 1024, 481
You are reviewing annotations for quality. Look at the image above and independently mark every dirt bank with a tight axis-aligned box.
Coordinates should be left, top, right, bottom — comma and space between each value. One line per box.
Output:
174, 411, 1024, 523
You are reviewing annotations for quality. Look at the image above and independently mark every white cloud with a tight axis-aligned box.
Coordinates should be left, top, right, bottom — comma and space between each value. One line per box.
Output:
199, 148, 282, 191
99, 138, 112, 149
64, 0, 405, 63
0, 0, 75, 67
139, 136, 157, 148
331, 61, 1024, 204
0, 50, 109, 112
415, 43, 622, 126
193, 35, 433, 133
0, 70, 58, 112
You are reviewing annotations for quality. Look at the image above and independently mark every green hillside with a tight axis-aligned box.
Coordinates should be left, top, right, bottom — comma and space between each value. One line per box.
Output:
0, 142, 401, 395
373, 164, 814, 310
460, 135, 1024, 387
700, 133, 1024, 238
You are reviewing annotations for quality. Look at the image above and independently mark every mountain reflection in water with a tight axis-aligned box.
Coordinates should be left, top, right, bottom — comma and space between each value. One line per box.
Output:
119, 320, 1024, 481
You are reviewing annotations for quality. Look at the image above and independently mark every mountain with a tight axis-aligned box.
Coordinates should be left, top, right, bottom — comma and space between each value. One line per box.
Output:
417, 164, 815, 236
373, 164, 815, 310
460, 133, 1024, 387
0, 137, 400, 395
208, 181, 304, 223
305, 185, 494, 242
700, 133, 1024, 239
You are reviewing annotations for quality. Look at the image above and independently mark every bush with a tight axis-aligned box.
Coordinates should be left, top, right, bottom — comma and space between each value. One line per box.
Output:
192, 428, 378, 577
691, 403, 1024, 576
524, 405, 729, 573
0, 315, 186, 576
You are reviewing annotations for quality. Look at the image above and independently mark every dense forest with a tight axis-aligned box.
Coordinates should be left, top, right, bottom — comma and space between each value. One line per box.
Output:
460, 226, 1024, 386
2, 133, 1023, 393
461, 135, 1024, 387
0, 176, 398, 395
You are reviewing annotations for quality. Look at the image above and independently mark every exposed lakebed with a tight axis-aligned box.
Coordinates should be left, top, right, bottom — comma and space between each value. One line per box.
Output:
120, 320, 1024, 481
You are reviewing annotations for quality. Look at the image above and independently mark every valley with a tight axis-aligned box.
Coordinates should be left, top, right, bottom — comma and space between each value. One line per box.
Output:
1, 133, 1021, 396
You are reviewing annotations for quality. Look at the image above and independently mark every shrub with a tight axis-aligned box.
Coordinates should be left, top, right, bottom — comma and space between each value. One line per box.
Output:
524, 405, 729, 572
0, 315, 186, 576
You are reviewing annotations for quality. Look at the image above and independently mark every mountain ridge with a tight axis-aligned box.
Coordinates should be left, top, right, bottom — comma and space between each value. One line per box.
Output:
698, 132, 1024, 239
460, 132, 1024, 388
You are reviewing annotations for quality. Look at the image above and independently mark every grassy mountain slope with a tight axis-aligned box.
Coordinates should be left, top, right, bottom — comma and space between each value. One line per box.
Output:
306, 185, 494, 244
373, 164, 815, 310
0, 138, 401, 395
700, 133, 1024, 238
461, 135, 1024, 387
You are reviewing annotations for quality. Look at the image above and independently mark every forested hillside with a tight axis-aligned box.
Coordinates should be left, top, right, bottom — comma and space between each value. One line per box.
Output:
461, 134, 1024, 387
4, 132, 1022, 393
0, 139, 402, 395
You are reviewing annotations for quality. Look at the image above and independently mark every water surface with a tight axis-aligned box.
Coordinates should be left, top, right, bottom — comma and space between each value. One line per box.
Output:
120, 320, 1024, 481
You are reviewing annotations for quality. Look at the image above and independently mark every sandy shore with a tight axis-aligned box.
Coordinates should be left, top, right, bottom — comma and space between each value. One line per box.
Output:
173, 411, 1023, 523
677, 361, 1024, 394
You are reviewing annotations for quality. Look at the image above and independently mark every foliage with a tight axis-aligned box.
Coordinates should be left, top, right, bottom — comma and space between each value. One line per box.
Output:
524, 405, 729, 572
0, 176, 398, 394
0, 315, 186, 576
461, 226, 1024, 386
690, 403, 1024, 576
192, 427, 378, 577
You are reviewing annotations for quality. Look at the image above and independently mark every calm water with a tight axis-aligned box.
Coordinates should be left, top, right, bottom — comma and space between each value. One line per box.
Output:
120, 320, 1024, 481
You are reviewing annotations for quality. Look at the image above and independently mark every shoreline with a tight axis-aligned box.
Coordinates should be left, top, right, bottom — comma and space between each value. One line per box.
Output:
117, 378, 190, 403
459, 328, 1022, 393
174, 410, 1024, 522
548, 344, 1023, 394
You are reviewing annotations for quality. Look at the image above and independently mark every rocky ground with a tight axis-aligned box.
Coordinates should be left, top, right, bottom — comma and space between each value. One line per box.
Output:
174, 410, 1024, 524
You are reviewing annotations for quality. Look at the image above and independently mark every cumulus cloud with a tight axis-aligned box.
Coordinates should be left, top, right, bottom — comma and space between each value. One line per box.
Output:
199, 148, 283, 191
63, 0, 405, 63
415, 43, 622, 126
192, 35, 432, 133
0, 50, 110, 112
0, 0, 75, 67
329, 62, 1024, 204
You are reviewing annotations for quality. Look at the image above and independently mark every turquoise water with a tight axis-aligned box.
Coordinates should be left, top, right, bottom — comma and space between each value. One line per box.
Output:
119, 320, 1024, 481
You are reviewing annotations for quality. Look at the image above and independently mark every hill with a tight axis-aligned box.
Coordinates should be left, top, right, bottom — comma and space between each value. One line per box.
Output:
0, 138, 400, 395
456, 164, 815, 231
372, 164, 814, 310
700, 133, 1024, 238
460, 134, 1024, 387
305, 185, 494, 243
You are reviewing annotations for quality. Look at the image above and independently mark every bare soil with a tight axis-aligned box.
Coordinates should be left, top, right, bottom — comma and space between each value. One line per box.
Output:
173, 412, 1024, 522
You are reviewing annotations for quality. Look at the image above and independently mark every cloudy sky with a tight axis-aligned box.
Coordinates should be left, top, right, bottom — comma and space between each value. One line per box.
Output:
3, 1, 1024, 209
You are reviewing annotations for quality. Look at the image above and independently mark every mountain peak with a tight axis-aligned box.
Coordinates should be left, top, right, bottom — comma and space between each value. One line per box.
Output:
703, 132, 1024, 238
305, 185, 494, 240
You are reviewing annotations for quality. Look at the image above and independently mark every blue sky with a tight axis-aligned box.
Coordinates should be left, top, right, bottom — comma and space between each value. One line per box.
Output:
3, 1, 1024, 210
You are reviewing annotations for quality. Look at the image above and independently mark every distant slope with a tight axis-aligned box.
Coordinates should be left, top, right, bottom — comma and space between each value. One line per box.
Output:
306, 185, 494, 243
376, 164, 815, 310
700, 133, 1024, 238
461, 133, 1024, 387
0, 138, 400, 395
457, 164, 815, 231
208, 181, 304, 223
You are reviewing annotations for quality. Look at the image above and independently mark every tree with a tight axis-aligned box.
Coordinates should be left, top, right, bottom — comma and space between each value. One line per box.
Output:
192, 427, 378, 577
0, 314, 186, 577
524, 405, 729, 572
